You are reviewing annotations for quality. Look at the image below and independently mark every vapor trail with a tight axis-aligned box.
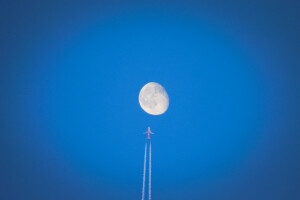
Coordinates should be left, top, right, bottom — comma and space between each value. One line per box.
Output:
148, 142, 151, 200
142, 142, 147, 200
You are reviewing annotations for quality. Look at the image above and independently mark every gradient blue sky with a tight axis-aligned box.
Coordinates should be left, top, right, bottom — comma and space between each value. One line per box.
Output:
0, 1, 299, 200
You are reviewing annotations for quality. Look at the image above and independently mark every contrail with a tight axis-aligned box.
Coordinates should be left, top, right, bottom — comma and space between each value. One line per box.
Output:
148, 142, 152, 200
142, 142, 147, 200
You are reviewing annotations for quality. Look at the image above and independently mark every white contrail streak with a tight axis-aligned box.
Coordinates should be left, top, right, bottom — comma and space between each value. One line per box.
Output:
148, 142, 152, 200
142, 142, 147, 200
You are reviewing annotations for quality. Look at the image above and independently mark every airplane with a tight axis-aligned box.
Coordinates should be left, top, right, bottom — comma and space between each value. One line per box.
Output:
144, 127, 154, 139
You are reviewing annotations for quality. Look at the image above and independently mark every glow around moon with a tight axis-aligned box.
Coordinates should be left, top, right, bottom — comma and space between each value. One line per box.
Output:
139, 82, 169, 115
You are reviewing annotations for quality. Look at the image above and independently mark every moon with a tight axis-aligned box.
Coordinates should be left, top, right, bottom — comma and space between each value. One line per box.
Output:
139, 82, 169, 115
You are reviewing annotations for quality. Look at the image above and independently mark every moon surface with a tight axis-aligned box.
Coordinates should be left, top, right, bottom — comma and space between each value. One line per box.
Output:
139, 82, 169, 115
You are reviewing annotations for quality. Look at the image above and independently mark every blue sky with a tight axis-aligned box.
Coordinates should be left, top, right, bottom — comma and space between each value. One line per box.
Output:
0, 1, 299, 200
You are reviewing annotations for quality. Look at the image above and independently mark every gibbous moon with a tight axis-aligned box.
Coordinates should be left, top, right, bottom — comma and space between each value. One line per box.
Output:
139, 82, 169, 115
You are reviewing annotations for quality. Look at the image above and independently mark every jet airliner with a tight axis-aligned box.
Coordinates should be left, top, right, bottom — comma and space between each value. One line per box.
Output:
144, 127, 154, 139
